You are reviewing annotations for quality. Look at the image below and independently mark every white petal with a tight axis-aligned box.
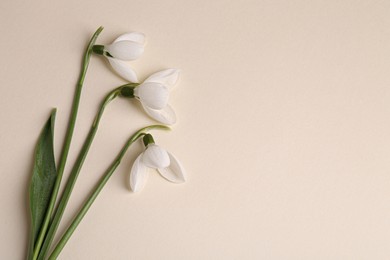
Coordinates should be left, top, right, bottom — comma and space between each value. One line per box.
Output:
141, 104, 177, 125
135, 82, 169, 109
158, 152, 186, 183
144, 69, 180, 90
130, 154, 149, 192
142, 144, 170, 169
105, 41, 144, 61
114, 32, 145, 45
107, 57, 138, 83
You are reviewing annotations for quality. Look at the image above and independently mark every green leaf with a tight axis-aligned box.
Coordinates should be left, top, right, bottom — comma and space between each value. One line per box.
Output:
28, 109, 57, 259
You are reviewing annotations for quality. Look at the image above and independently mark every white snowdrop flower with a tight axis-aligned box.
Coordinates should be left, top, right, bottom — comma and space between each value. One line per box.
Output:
133, 69, 180, 125
130, 134, 186, 193
94, 32, 146, 83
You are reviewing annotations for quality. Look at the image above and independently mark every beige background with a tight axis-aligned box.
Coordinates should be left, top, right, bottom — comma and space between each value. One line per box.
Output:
1, 0, 390, 259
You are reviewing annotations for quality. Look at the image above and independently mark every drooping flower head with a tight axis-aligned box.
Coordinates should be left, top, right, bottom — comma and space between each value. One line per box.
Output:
93, 32, 146, 83
133, 69, 180, 125
130, 134, 186, 192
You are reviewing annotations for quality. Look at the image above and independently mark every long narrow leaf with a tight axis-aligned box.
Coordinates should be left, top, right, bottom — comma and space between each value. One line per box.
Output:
28, 109, 57, 259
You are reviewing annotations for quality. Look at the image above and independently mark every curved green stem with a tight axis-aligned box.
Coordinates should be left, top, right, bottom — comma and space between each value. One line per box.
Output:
37, 86, 122, 260
32, 26, 103, 260
48, 125, 169, 259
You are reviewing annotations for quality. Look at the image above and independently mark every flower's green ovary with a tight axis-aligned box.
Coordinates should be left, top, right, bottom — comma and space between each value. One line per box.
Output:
32, 26, 103, 260
48, 125, 169, 259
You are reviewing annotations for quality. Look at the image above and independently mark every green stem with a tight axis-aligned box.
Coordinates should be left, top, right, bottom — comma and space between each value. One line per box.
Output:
48, 125, 169, 259
32, 26, 103, 260
37, 85, 122, 260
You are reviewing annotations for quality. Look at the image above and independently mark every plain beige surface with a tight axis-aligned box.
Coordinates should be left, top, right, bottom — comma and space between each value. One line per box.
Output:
1, 0, 390, 259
